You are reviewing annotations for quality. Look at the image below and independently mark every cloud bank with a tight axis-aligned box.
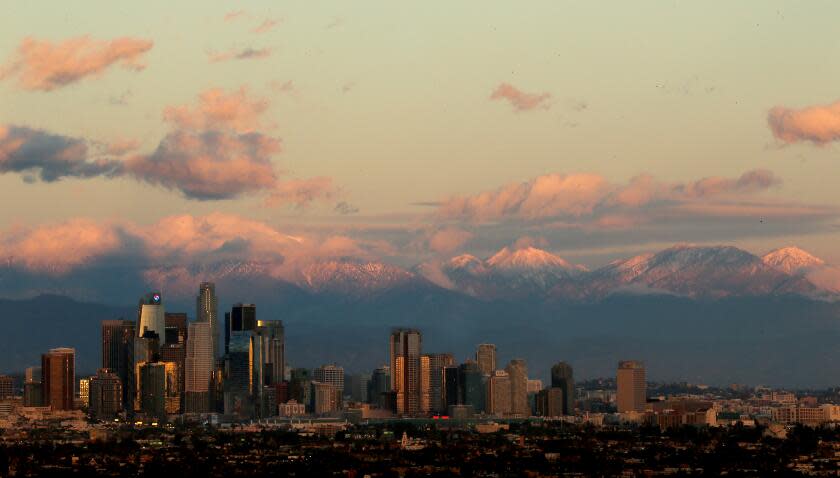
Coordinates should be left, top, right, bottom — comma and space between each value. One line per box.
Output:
436, 170, 795, 225
768, 100, 840, 145
0, 36, 153, 91
0, 88, 335, 204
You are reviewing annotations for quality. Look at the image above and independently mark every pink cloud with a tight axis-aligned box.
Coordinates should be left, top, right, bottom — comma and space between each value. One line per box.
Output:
428, 227, 474, 254
1, 87, 335, 205
490, 83, 552, 111
0, 219, 122, 273
105, 138, 140, 156
768, 100, 840, 145
162, 87, 269, 133
0, 36, 153, 91
438, 170, 786, 224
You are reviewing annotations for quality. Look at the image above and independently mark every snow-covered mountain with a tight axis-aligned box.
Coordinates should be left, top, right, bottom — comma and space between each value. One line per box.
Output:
763, 246, 840, 294
296, 260, 416, 297
566, 245, 821, 300
762, 246, 826, 275
1, 244, 837, 306
427, 246, 587, 298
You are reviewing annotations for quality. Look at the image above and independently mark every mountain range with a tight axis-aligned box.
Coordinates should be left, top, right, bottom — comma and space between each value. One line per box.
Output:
2, 243, 840, 387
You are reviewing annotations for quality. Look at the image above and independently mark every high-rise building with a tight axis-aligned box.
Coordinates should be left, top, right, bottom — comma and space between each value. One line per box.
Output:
475, 344, 497, 376
367, 366, 391, 410
443, 365, 459, 409
506, 359, 529, 417
311, 381, 340, 415
137, 292, 165, 340
460, 360, 486, 413
344, 373, 370, 403
24, 367, 43, 407
230, 303, 257, 333
79, 377, 91, 407
314, 364, 345, 391
224, 330, 253, 418
41, 348, 75, 411
132, 334, 160, 411
88, 369, 122, 420
390, 328, 422, 416
185, 321, 214, 413
160, 313, 188, 413
536, 388, 564, 417
101, 320, 135, 408
289, 368, 312, 410
196, 282, 219, 359
617, 360, 646, 413
139, 362, 166, 419
0, 375, 13, 398
487, 370, 512, 416
550, 362, 575, 415
256, 320, 285, 386
422, 353, 454, 414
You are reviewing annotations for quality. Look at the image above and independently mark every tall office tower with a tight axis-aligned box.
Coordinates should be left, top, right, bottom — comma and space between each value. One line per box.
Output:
137, 292, 165, 340
185, 321, 214, 413
459, 360, 486, 413
79, 378, 91, 407
132, 334, 160, 411
0, 375, 13, 398
88, 369, 123, 420
101, 319, 135, 407
617, 360, 647, 413
289, 368, 312, 409
506, 359, 529, 417
256, 320, 285, 386
230, 303, 257, 333
390, 328, 422, 416
24, 367, 43, 407
225, 330, 254, 418
422, 353, 454, 414
475, 344, 497, 376
224, 312, 231, 355
196, 282, 219, 359
139, 362, 166, 419
443, 365, 459, 409
160, 313, 188, 413
536, 388, 564, 417
314, 364, 345, 391
311, 382, 340, 415
344, 373, 370, 403
41, 348, 75, 411
487, 370, 512, 416
367, 366, 391, 409
550, 362, 575, 415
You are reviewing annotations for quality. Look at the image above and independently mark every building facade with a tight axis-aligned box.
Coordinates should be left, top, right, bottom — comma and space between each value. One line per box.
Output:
617, 360, 647, 413
390, 328, 422, 416
42, 347, 75, 411
550, 362, 575, 415
475, 344, 497, 376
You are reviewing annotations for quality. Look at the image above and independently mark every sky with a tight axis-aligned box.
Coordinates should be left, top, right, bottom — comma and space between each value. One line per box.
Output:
2, 0, 840, 276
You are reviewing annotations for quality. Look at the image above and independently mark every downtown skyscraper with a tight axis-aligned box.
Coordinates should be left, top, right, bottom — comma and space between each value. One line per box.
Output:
389, 328, 422, 416
476, 344, 497, 376
550, 361, 575, 415
617, 360, 647, 413
137, 292, 165, 340
184, 321, 214, 413
101, 319, 135, 407
196, 282, 219, 360
41, 348, 75, 411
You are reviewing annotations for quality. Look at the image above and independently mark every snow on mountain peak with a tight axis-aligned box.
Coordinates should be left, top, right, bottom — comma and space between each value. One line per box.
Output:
486, 246, 575, 271
762, 246, 825, 274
